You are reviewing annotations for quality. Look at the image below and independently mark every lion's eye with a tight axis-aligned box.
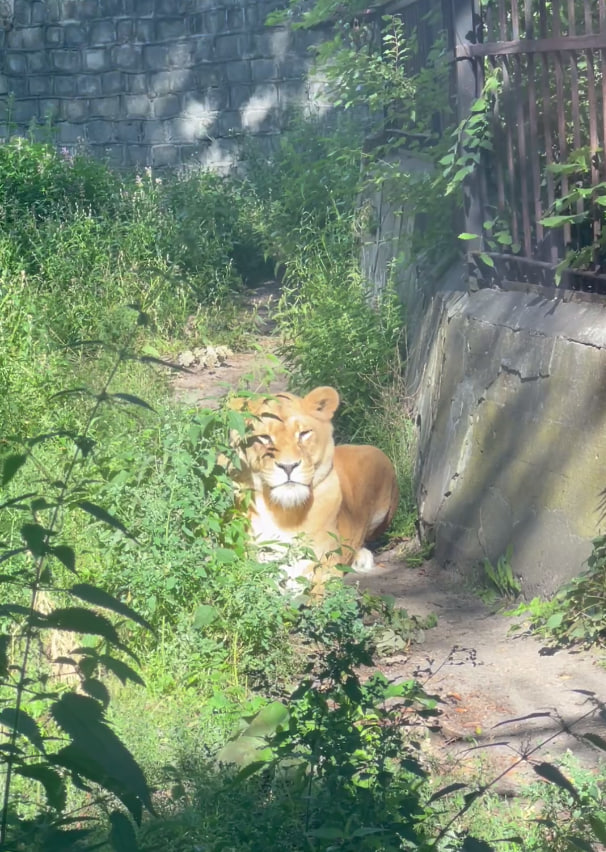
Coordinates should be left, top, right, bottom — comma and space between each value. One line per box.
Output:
298, 430, 312, 442
255, 434, 273, 446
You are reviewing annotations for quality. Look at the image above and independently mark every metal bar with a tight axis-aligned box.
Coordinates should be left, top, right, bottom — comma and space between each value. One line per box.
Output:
600, 0, 606, 180
498, 0, 507, 41
585, 2, 600, 183
566, 0, 583, 237
478, 250, 606, 283
502, 55, 519, 248
493, 55, 506, 214
567, 0, 582, 151
525, 0, 542, 250
511, 0, 520, 39
585, 0, 601, 260
513, 50, 532, 256
539, 0, 557, 261
454, 31, 606, 58
552, 0, 571, 248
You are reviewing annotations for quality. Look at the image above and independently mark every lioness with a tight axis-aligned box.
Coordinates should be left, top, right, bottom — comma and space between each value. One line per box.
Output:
230, 386, 399, 589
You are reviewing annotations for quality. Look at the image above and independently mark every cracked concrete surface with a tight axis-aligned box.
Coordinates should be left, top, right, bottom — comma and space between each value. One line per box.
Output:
409, 281, 606, 597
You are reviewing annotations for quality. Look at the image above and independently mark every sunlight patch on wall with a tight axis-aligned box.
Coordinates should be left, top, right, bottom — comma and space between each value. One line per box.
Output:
177, 97, 218, 141
270, 29, 290, 61
241, 86, 279, 131
197, 139, 237, 174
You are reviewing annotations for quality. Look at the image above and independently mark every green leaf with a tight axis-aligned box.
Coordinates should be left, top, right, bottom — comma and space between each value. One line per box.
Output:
589, 815, 606, 844
582, 732, 606, 752
193, 605, 219, 628
216, 736, 271, 768
44, 607, 121, 645
540, 214, 585, 227
495, 232, 513, 246
99, 655, 145, 687
21, 523, 51, 557
478, 252, 495, 268
533, 762, 579, 800
453, 165, 474, 182
471, 96, 487, 112
235, 760, 272, 783
458, 232, 479, 241
2, 454, 27, 487
0, 707, 45, 751
51, 544, 76, 573
213, 547, 238, 564
69, 583, 153, 632
76, 501, 133, 538
243, 702, 289, 738
15, 763, 67, 811
546, 612, 564, 629
81, 678, 111, 707
109, 810, 139, 852
110, 393, 156, 413
0, 635, 8, 677
51, 693, 153, 819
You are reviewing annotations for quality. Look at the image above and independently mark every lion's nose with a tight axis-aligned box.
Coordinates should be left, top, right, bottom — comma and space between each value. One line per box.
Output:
276, 461, 300, 478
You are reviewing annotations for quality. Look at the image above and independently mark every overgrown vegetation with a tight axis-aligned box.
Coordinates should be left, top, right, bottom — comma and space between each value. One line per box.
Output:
510, 534, 606, 649
1, 3, 606, 842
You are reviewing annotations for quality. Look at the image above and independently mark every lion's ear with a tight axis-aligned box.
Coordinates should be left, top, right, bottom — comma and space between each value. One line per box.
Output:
303, 386, 340, 420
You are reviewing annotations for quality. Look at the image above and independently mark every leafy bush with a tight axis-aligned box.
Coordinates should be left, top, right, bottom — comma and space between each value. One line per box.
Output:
138, 582, 439, 852
75, 402, 294, 693
0, 337, 155, 850
0, 137, 270, 350
241, 111, 363, 262
511, 534, 606, 648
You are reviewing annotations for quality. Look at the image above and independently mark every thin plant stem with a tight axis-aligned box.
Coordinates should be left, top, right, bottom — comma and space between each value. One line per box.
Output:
0, 344, 127, 844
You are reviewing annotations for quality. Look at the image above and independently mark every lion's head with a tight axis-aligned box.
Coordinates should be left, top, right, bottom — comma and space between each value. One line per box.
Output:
232, 386, 340, 510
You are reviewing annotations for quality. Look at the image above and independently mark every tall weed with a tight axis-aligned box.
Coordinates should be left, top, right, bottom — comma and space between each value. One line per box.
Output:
74, 403, 293, 692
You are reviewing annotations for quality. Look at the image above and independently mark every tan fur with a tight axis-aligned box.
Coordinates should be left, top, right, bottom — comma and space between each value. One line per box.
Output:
230, 386, 399, 590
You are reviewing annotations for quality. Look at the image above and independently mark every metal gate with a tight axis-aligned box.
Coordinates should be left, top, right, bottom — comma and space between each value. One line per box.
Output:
454, 0, 606, 294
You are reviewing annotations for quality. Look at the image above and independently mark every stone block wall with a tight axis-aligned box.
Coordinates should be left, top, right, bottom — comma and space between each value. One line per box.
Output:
0, 0, 327, 169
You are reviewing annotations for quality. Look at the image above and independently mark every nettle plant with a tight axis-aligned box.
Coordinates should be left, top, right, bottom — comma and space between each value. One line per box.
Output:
539, 146, 606, 282
0, 323, 161, 850
439, 68, 522, 266
218, 581, 440, 852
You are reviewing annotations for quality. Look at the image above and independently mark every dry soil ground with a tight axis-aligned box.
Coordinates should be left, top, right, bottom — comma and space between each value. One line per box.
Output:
172, 282, 606, 791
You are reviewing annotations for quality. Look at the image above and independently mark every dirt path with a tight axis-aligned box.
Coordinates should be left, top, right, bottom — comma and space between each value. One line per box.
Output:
171, 282, 606, 786
356, 552, 606, 786
171, 282, 289, 407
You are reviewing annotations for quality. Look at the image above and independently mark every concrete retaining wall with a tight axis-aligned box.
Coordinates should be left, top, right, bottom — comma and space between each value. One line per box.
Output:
362, 159, 606, 594
0, 0, 326, 169
409, 276, 606, 595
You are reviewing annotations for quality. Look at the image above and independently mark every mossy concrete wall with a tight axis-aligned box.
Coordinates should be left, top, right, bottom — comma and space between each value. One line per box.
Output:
361, 165, 606, 594
407, 272, 606, 594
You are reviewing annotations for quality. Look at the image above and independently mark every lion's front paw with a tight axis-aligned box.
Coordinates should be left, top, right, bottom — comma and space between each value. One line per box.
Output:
351, 547, 375, 574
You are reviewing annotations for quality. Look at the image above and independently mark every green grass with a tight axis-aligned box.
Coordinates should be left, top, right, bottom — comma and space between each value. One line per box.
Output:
2, 124, 601, 851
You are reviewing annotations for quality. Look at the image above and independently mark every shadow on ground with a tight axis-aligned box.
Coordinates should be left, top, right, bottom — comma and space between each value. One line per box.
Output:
350, 549, 606, 787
